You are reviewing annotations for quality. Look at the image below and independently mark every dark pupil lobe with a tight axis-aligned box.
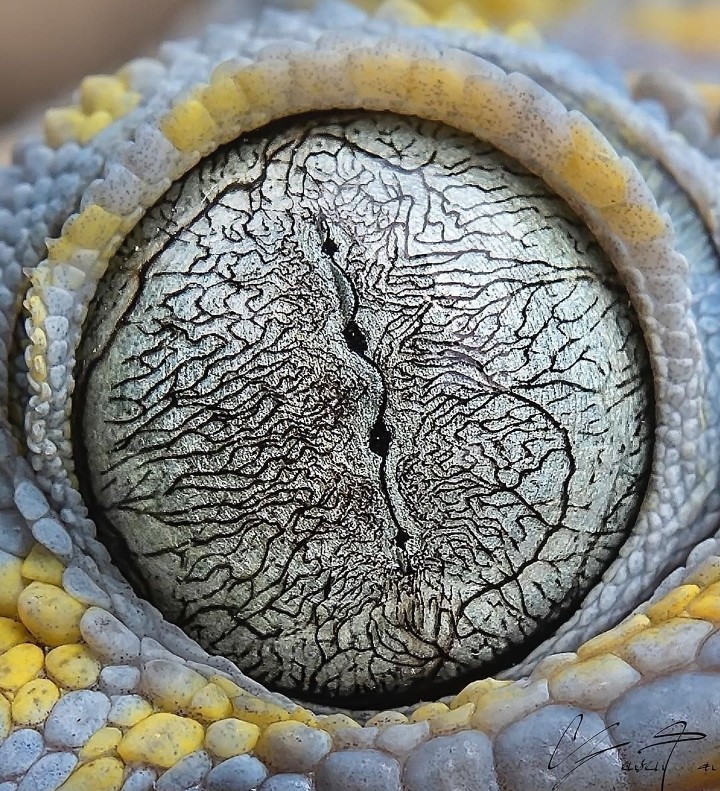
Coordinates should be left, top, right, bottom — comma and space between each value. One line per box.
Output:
74, 112, 652, 708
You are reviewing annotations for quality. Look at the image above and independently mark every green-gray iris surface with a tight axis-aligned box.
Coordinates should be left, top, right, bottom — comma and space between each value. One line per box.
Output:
74, 112, 652, 707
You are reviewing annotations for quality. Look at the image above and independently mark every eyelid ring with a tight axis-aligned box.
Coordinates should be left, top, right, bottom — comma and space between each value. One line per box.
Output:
23, 36, 708, 620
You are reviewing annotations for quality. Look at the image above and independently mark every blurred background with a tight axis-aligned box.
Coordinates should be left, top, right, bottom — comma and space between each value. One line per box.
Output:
1, 0, 719, 161
0, 0, 205, 160
0, 0, 206, 126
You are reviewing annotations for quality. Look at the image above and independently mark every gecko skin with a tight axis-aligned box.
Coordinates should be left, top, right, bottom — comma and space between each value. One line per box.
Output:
1, 1, 720, 790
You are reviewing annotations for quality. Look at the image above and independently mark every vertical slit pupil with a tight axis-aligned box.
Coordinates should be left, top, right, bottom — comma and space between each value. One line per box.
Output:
323, 228, 392, 462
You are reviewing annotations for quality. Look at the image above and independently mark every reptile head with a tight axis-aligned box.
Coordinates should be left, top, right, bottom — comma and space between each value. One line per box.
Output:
1, 2, 720, 789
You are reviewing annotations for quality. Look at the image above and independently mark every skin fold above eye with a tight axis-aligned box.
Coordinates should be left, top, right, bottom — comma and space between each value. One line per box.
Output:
0, 2, 720, 791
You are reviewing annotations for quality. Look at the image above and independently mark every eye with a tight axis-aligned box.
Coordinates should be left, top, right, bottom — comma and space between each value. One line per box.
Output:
73, 110, 654, 709
3, 4, 720, 791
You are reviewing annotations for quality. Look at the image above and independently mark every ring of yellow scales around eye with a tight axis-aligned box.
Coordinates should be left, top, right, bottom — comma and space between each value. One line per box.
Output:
0, 1, 719, 789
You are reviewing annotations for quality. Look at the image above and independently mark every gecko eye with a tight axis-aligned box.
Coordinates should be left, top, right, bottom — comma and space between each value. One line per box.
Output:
72, 111, 653, 707
22, 33, 718, 720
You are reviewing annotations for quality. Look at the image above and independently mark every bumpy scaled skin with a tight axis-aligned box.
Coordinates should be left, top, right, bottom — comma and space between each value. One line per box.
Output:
1, 2, 720, 791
